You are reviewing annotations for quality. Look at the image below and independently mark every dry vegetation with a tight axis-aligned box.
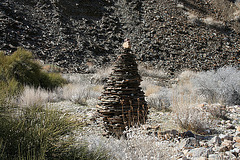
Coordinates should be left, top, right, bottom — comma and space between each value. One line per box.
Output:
1, 49, 240, 159
80, 127, 178, 160
59, 65, 240, 158
0, 49, 107, 159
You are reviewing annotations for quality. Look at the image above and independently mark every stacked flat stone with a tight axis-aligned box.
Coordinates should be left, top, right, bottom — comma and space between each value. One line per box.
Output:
97, 49, 148, 137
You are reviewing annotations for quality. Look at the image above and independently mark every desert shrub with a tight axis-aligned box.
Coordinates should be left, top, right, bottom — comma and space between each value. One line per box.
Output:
152, 70, 213, 133
138, 65, 167, 79
0, 55, 17, 108
6, 48, 42, 87
62, 83, 101, 106
171, 90, 214, 134
145, 70, 196, 111
0, 104, 108, 160
0, 78, 21, 109
171, 68, 239, 133
0, 52, 22, 107
172, 66, 240, 105
174, 104, 213, 134
81, 127, 177, 160
191, 66, 240, 105
90, 66, 113, 84
0, 105, 77, 159
0, 48, 67, 91
145, 67, 239, 133
147, 87, 171, 111
40, 72, 67, 90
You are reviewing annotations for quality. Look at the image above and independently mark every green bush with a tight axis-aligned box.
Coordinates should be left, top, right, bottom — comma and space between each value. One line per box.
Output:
0, 105, 109, 160
0, 49, 110, 160
40, 72, 67, 90
0, 48, 67, 91
7, 48, 41, 87
0, 78, 21, 109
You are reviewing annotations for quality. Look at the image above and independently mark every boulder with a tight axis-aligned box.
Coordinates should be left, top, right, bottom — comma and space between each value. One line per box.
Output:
208, 136, 221, 147
179, 138, 200, 150
187, 147, 212, 157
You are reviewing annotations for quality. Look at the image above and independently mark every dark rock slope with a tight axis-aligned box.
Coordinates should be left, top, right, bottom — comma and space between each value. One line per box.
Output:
0, 0, 240, 75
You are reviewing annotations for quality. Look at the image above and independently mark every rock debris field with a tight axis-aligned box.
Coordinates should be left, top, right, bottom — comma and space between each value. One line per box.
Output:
0, 0, 240, 75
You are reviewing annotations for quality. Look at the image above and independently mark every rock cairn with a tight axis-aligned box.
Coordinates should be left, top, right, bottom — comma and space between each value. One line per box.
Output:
97, 48, 148, 137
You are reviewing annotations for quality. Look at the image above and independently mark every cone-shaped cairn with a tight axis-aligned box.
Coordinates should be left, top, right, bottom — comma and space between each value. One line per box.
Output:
97, 49, 148, 136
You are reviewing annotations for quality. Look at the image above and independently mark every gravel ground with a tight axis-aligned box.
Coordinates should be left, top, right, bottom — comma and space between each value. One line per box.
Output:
49, 100, 240, 159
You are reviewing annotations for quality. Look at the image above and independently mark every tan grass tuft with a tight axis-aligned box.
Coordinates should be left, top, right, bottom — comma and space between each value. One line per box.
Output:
19, 86, 50, 107
145, 85, 161, 97
138, 65, 167, 79
91, 66, 113, 84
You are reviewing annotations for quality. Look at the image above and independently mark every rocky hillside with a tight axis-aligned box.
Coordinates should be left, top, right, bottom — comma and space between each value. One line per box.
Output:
0, 0, 240, 74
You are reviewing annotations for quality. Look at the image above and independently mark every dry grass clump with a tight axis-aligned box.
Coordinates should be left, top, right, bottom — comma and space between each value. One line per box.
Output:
90, 66, 113, 84
61, 74, 101, 106
62, 73, 92, 84
17, 85, 66, 107
174, 105, 213, 134
144, 84, 161, 97
80, 127, 177, 160
177, 70, 196, 85
141, 78, 170, 111
18, 86, 52, 107
61, 83, 101, 106
172, 91, 213, 134
138, 65, 167, 79
147, 87, 171, 111
60, 74, 102, 106
18, 73, 103, 108
171, 70, 216, 133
